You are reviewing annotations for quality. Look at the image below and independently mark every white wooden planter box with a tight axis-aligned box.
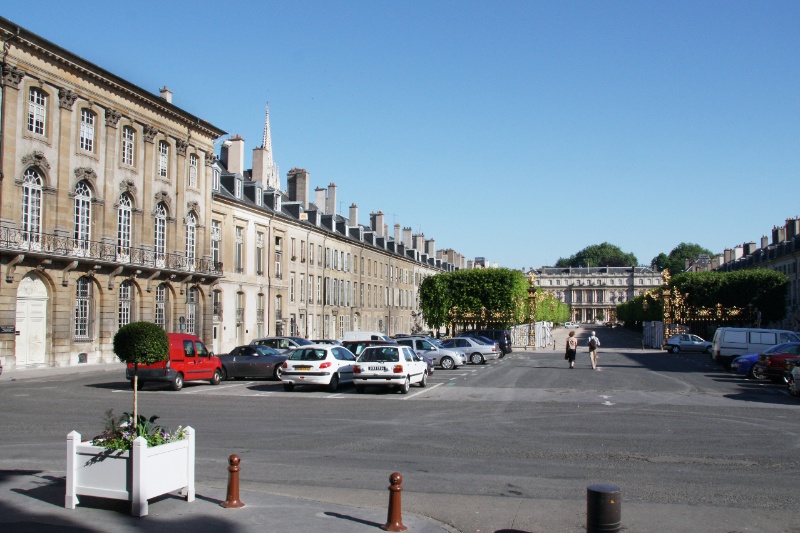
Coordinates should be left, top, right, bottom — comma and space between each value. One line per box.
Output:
65, 426, 195, 517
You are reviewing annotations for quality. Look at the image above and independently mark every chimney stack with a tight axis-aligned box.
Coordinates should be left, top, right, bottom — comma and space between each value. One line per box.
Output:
315, 187, 326, 213
394, 224, 401, 242
370, 212, 385, 237
349, 204, 359, 226
326, 183, 337, 217
761, 235, 769, 249
159, 86, 173, 103
224, 135, 245, 175
403, 227, 412, 248
287, 168, 309, 209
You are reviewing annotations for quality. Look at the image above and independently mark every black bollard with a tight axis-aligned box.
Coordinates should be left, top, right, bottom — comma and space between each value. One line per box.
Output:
586, 483, 621, 533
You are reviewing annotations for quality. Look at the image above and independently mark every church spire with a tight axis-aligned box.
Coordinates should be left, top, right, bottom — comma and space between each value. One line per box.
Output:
262, 104, 273, 153
253, 103, 280, 189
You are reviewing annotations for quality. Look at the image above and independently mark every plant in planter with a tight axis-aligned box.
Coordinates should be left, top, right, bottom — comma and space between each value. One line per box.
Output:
66, 322, 195, 516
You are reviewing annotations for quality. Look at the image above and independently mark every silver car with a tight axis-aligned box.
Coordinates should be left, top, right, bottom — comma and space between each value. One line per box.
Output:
250, 336, 313, 353
441, 337, 500, 364
395, 337, 466, 370
664, 334, 712, 354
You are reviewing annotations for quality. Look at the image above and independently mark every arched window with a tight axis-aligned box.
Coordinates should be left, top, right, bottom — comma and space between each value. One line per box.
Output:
154, 203, 167, 268
28, 88, 47, 135
117, 194, 132, 261
186, 287, 197, 335
155, 283, 169, 329
121, 126, 135, 166
22, 168, 43, 248
75, 276, 93, 340
185, 212, 197, 269
118, 280, 134, 328
158, 140, 169, 178
73, 181, 92, 255
80, 109, 95, 152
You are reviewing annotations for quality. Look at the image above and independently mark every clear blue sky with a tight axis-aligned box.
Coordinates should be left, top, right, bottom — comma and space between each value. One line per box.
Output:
6, 1, 799, 269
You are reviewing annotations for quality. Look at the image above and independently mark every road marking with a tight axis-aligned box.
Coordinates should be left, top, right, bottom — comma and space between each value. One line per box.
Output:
402, 382, 443, 399
602, 401, 615, 406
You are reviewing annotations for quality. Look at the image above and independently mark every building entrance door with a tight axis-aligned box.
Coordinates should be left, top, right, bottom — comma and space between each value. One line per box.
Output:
15, 273, 49, 366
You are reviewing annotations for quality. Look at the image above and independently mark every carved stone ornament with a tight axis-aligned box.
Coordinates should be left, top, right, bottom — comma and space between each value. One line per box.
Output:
119, 179, 137, 196
1, 65, 26, 88
74, 167, 98, 186
153, 191, 172, 208
105, 108, 123, 128
21, 151, 51, 170
204, 151, 218, 167
58, 88, 79, 110
18, 274, 48, 298
186, 201, 199, 213
143, 124, 158, 143
175, 139, 188, 157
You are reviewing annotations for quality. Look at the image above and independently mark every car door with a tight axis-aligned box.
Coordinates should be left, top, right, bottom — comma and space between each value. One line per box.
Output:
415, 339, 437, 362
333, 347, 355, 382
225, 346, 244, 378
403, 347, 425, 382
689, 335, 705, 352
195, 340, 215, 378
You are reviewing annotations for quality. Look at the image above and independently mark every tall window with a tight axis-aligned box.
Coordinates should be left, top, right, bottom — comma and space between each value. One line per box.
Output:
275, 295, 282, 320
256, 232, 264, 275
158, 141, 169, 177
300, 273, 305, 303
117, 194, 132, 261
275, 237, 283, 279
75, 277, 92, 340
28, 88, 47, 135
118, 280, 133, 328
235, 226, 244, 273
256, 293, 264, 338
79, 109, 95, 152
211, 220, 221, 266
189, 154, 198, 188
213, 289, 222, 320
185, 212, 197, 269
121, 126, 135, 166
155, 284, 168, 329
22, 168, 43, 248
73, 181, 92, 255
212, 168, 220, 191
186, 287, 197, 335
154, 203, 167, 268
290, 272, 296, 302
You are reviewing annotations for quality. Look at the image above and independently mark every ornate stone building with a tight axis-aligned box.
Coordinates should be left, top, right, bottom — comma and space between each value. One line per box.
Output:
531, 266, 662, 323
0, 18, 226, 368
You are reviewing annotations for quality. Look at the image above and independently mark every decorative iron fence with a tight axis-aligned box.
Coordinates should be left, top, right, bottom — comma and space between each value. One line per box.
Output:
0, 227, 222, 276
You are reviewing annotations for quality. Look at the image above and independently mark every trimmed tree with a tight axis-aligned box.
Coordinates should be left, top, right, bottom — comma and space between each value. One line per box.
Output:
113, 322, 169, 428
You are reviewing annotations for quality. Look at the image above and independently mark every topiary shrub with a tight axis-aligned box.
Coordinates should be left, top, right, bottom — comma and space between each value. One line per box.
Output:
113, 322, 169, 427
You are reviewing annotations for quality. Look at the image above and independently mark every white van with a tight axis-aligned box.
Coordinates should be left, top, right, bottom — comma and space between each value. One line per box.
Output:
341, 331, 393, 342
711, 327, 800, 369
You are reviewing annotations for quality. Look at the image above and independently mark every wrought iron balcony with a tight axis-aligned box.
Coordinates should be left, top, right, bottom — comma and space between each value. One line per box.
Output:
0, 227, 223, 276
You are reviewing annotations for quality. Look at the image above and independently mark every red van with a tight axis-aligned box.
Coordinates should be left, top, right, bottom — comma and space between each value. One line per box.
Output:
125, 333, 222, 391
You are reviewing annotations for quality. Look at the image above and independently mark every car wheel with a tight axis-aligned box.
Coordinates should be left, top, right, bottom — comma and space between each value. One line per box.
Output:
670, 345, 680, 354
328, 373, 340, 393
746, 365, 757, 379
209, 369, 222, 386
470, 353, 482, 365
788, 378, 800, 397
273, 365, 282, 380
399, 376, 410, 394
419, 371, 428, 387
440, 356, 454, 370
752, 366, 765, 380
171, 373, 184, 391
282, 382, 294, 392
220, 367, 229, 381
355, 385, 366, 394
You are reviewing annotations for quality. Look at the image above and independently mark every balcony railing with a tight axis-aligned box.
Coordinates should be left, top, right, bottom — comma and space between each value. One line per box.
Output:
0, 227, 222, 276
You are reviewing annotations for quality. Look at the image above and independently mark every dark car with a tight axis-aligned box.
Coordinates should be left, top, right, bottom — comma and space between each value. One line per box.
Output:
753, 342, 800, 383
219, 344, 288, 380
461, 329, 512, 356
342, 339, 397, 358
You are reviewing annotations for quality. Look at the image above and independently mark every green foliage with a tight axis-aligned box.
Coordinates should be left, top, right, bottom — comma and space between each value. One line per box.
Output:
651, 242, 713, 273
532, 289, 570, 323
555, 242, 638, 268
418, 268, 529, 329
113, 321, 169, 365
91, 409, 186, 450
670, 270, 789, 322
616, 291, 664, 325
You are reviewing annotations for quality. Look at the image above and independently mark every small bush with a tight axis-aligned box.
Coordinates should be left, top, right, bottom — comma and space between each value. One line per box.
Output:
113, 321, 169, 365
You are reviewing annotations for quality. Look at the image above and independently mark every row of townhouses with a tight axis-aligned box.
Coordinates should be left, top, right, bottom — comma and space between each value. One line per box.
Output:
0, 18, 466, 369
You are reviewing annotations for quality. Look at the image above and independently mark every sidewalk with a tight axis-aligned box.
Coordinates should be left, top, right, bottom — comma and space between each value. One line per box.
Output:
0, 469, 457, 533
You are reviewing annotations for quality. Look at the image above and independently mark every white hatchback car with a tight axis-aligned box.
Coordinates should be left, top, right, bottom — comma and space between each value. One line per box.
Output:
353, 345, 428, 394
564, 321, 580, 329
279, 345, 356, 392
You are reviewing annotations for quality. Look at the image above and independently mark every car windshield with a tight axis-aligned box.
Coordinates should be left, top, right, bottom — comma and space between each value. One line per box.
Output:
426, 338, 444, 348
470, 336, 493, 345
253, 345, 278, 356
359, 347, 400, 363
290, 337, 313, 346
763, 343, 791, 354
287, 348, 328, 361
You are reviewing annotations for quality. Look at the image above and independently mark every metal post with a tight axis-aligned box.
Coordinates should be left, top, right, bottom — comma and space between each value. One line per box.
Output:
221, 454, 245, 509
381, 472, 407, 531
586, 483, 621, 533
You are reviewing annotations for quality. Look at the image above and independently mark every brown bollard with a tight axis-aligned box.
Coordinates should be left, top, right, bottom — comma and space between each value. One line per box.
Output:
220, 454, 245, 509
381, 472, 407, 532
586, 483, 621, 533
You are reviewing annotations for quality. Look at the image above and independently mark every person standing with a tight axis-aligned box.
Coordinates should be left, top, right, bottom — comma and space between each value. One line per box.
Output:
588, 330, 601, 369
565, 330, 578, 369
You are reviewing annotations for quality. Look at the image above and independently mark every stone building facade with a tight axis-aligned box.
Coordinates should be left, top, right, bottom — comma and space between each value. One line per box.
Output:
531, 266, 662, 323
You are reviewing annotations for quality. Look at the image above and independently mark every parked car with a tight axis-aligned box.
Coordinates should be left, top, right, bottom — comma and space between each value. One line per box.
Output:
664, 334, 712, 354
342, 339, 397, 358
250, 336, 313, 353
440, 336, 499, 364
730, 353, 762, 379
125, 333, 222, 391
342, 331, 393, 342
711, 327, 800, 369
395, 337, 465, 370
311, 339, 343, 346
753, 342, 800, 382
279, 344, 357, 392
564, 321, 580, 329
218, 345, 287, 381
788, 363, 800, 397
353, 345, 428, 394
461, 329, 513, 355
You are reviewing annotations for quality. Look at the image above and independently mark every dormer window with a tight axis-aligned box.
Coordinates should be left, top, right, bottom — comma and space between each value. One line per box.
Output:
212, 168, 220, 191
235, 178, 242, 199
274, 194, 282, 211
255, 189, 262, 206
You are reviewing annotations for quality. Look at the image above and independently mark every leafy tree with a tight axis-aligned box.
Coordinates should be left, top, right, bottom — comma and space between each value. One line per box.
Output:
651, 242, 713, 274
555, 242, 638, 268
419, 274, 453, 330
532, 289, 570, 323
113, 322, 169, 428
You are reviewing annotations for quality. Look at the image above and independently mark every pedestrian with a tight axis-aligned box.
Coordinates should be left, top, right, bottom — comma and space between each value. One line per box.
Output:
565, 330, 578, 369
588, 330, 601, 370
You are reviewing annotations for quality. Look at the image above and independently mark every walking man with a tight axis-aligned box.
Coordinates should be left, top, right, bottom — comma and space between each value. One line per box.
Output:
588, 331, 601, 369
